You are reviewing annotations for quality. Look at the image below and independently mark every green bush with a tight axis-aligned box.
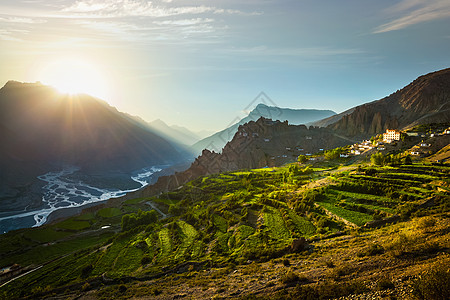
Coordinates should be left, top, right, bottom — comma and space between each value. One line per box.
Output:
121, 209, 158, 231
81, 264, 93, 278
141, 255, 151, 265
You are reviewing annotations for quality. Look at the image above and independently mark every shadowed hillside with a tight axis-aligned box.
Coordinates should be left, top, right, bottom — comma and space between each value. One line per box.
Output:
0, 81, 184, 210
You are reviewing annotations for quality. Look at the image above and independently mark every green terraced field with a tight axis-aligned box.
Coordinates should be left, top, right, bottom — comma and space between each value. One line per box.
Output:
97, 207, 122, 218
1, 162, 448, 299
263, 206, 291, 241
317, 201, 374, 226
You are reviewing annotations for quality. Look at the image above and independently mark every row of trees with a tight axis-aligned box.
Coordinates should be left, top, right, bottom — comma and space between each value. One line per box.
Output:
324, 147, 347, 160
371, 152, 412, 166
121, 209, 158, 231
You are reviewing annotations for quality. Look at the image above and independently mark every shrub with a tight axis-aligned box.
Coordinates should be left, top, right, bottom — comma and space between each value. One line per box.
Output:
324, 260, 335, 268
358, 243, 384, 257
141, 255, 151, 265
415, 216, 436, 231
280, 271, 299, 284
412, 263, 450, 300
326, 264, 353, 281
377, 276, 394, 290
118, 285, 127, 293
81, 264, 93, 278
82, 282, 90, 291
298, 155, 308, 163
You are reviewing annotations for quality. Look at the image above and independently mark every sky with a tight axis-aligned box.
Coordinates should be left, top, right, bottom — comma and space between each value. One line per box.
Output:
1, 0, 450, 132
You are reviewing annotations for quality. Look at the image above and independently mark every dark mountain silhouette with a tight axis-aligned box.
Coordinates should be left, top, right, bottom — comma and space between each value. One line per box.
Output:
192, 104, 336, 154
312, 68, 450, 138
0, 81, 184, 209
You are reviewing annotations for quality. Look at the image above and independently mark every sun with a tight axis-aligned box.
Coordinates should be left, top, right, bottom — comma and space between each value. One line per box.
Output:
38, 58, 109, 100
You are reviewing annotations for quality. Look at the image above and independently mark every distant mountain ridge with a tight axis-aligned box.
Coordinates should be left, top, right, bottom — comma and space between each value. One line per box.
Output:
192, 104, 336, 154
148, 119, 202, 146
312, 68, 450, 138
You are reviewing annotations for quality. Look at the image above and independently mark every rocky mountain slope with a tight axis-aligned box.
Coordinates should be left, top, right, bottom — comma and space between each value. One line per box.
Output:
129, 117, 351, 198
313, 68, 450, 138
192, 104, 336, 154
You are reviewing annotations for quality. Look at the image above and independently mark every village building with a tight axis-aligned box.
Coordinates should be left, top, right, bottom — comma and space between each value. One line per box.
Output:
351, 149, 361, 155
383, 129, 401, 143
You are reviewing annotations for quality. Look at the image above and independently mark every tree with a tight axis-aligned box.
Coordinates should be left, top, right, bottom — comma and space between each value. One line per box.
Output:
404, 155, 412, 165
297, 155, 307, 163
121, 209, 158, 231
371, 152, 384, 166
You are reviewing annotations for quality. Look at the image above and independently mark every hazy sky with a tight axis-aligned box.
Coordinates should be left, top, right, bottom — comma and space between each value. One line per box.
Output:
1, 0, 450, 132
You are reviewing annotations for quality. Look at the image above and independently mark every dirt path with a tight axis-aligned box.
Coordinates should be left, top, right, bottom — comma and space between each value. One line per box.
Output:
146, 201, 167, 219
0, 266, 43, 288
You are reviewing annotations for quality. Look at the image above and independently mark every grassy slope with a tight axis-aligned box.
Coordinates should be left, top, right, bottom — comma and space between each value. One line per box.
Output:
0, 163, 449, 299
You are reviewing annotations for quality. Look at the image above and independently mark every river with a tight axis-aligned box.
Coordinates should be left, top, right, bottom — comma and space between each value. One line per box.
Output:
0, 166, 161, 234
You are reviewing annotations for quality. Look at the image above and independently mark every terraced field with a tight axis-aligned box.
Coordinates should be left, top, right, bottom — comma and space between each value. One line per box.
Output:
313, 165, 450, 227
1, 163, 449, 299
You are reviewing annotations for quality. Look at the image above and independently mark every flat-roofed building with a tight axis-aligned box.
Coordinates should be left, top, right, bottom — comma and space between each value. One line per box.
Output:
383, 129, 401, 143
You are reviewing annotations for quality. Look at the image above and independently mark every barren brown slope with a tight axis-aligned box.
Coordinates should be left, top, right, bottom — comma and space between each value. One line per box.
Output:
315, 68, 450, 138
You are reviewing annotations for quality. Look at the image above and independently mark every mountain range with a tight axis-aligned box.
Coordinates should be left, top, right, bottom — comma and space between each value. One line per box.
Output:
313, 68, 450, 138
148, 119, 203, 147
192, 104, 336, 154
0, 81, 185, 211
1, 67, 449, 227
125, 67, 450, 200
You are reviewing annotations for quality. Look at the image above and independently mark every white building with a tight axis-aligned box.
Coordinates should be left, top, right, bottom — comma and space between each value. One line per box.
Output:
383, 129, 401, 143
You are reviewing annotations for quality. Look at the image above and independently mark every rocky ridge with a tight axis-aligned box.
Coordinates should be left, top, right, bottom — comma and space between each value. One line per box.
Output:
126, 117, 351, 198
313, 68, 450, 138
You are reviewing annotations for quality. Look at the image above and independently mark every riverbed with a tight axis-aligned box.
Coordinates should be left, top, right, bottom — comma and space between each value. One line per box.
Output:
0, 165, 161, 233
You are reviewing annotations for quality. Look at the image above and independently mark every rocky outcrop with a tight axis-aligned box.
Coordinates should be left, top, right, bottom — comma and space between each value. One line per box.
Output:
126, 117, 351, 198
192, 104, 336, 154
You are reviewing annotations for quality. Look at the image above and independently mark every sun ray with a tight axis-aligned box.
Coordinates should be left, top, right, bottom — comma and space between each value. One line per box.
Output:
37, 58, 109, 100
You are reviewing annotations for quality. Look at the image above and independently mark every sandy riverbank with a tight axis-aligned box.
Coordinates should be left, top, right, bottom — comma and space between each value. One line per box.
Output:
45, 200, 108, 224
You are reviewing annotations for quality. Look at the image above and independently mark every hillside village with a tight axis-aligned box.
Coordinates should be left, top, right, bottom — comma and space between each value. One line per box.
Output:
303, 126, 450, 164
